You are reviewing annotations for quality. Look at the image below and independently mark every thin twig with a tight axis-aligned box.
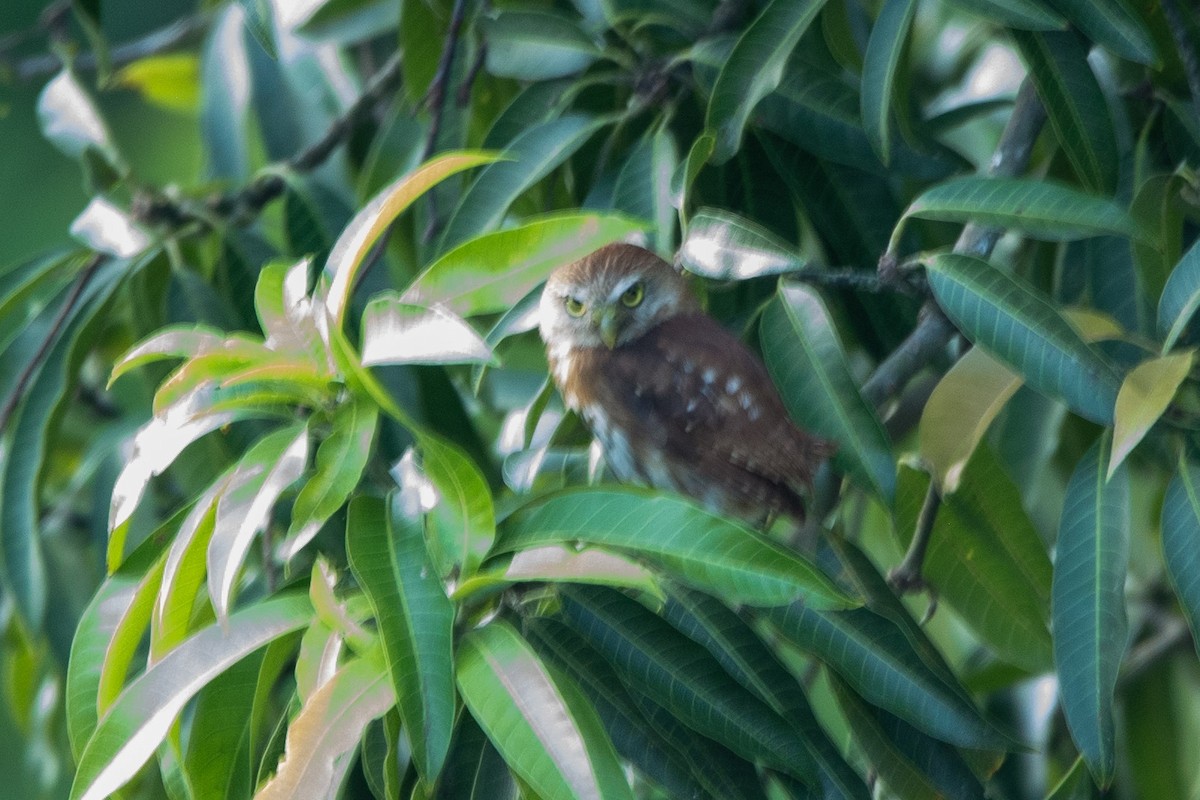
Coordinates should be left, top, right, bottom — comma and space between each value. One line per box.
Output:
0, 253, 106, 434
420, 0, 472, 242
789, 267, 923, 296
1162, 0, 1200, 130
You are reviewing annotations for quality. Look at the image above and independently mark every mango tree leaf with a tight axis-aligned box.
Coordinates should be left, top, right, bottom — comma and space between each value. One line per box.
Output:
454, 545, 664, 602
919, 347, 1022, 493
481, 10, 601, 80
761, 283, 895, 502
207, 426, 309, 622
1109, 351, 1193, 476
116, 54, 201, 112
325, 151, 499, 327
678, 208, 805, 280
1052, 434, 1130, 788
1162, 458, 1200, 660
558, 586, 818, 784
437, 115, 612, 253
361, 297, 494, 366
296, 0, 400, 42
899, 177, 1148, 247
37, 68, 117, 161
499, 486, 857, 609
283, 400, 378, 559
926, 253, 1123, 425
405, 212, 644, 317
256, 650, 396, 799
346, 495, 455, 785
456, 620, 634, 800
612, 127, 678, 254
201, 4, 253, 180
254, 257, 330, 368
1012, 29, 1117, 194
943, 0, 1065, 29
674, 132, 714, 223
70, 198, 152, 258
705, 0, 829, 163
69, 593, 312, 800
861, 0, 917, 165
183, 652, 261, 800
895, 454, 1053, 674
1049, 0, 1157, 65
109, 324, 228, 384
1157, 238, 1200, 351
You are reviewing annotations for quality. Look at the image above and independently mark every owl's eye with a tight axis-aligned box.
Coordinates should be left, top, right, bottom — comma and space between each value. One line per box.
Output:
565, 297, 586, 317
620, 282, 644, 308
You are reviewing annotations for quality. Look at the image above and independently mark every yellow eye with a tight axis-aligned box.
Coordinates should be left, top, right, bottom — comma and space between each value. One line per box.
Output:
565, 297, 586, 317
620, 282, 644, 307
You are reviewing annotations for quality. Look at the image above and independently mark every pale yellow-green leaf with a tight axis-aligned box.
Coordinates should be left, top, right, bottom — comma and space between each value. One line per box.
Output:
1109, 351, 1194, 478
116, 54, 201, 112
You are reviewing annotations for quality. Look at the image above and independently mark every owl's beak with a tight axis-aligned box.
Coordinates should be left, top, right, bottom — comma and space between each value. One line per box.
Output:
595, 307, 621, 349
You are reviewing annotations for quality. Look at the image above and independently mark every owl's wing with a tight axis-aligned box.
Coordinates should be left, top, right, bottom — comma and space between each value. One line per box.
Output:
596, 313, 830, 500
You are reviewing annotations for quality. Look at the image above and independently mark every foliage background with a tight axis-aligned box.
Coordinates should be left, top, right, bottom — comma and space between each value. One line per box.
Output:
2, 0, 1200, 798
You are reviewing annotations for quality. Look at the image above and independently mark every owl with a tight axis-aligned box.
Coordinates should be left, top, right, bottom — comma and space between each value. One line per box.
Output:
539, 243, 831, 523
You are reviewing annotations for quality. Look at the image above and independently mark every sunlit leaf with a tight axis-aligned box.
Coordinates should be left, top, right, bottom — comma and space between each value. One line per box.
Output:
454, 545, 664, 602
37, 69, 116, 160
679, 208, 805, 279
70, 198, 152, 258
1109, 351, 1193, 476
361, 297, 494, 366
116, 54, 201, 112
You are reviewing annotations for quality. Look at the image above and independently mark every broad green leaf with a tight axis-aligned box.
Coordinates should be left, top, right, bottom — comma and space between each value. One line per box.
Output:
559, 587, 818, 783
679, 208, 805, 279
674, 132, 714, 222
256, 650, 396, 799
1161, 458, 1200, 660
1132, 174, 1185, 318
200, 4, 253, 180
919, 347, 1021, 493
926, 253, 1122, 425
283, 400, 378, 559
184, 653, 260, 800
1012, 30, 1117, 193
70, 593, 312, 800
895, 454, 1054, 674
861, 0, 917, 165
115, 54, 201, 112
900, 177, 1148, 246
346, 495, 455, 785
1048, 0, 1157, 65
207, 426, 309, 621
37, 69, 116, 160
944, 0, 1065, 29
325, 151, 498, 326
437, 115, 611, 253
457, 620, 634, 800
66, 530, 171, 759
768, 600, 1010, 750
109, 324, 228, 385
296, 0, 400, 42
705, 0, 829, 163
361, 296, 494, 366
761, 284, 895, 502
405, 212, 644, 317
481, 10, 601, 80
1052, 434, 1130, 788
453, 545, 664, 602
499, 486, 858, 609
434, 715, 517, 800
70, 198, 152, 258
240, 0, 277, 57
1109, 351, 1193, 476
254, 257, 329, 368
0, 253, 76, 358
612, 128, 678, 254
1157, 238, 1200, 351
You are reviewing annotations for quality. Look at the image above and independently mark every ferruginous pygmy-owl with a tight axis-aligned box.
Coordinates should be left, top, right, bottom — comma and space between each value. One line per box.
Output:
539, 243, 832, 522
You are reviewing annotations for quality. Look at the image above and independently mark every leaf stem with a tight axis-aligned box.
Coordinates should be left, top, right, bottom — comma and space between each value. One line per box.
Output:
888, 481, 941, 603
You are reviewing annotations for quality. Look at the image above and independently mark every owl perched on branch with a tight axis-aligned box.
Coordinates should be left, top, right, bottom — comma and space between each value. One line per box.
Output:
539, 243, 832, 523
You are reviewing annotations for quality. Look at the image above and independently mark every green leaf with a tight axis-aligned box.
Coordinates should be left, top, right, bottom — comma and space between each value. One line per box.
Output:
69, 593, 313, 800
1047, 0, 1157, 65
454, 545, 664, 602
943, 0, 1066, 29
1012, 29, 1118, 194
405, 212, 644, 317
184, 652, 260, 800
1157, 238, 1200, 351
457, 620, 634, 800
434, 714, 517, 800
861, 0, 917, 166
240, 0, 278, 58
761, 284, 895, 502
1052, 433, 1130, 788
1161, 458, 1200, 661
70, 197, 152, 258
559, 586, 819, 784
207, 426, 309, 622
115, 54, 202, 113
201, 5, 253, 180
705, 0, 830, 163
926, 253, 1122, 425
346, 495, 455, 785
499, 486, 858, 609
361, 296, 494, 367
611, 127, 678, 254
675, 132, 714, 223
283, 400, 378, 559
1109, 351, 1193, 476
481, 10, 601, 80
901, 177, 1148, 245
325, 151, 499, 327
769, 599, 1010, 750
256, 650, 396, 799
36, 68, 117, 162
437, 115, 611, 253
919, 347, 1022, 493
679, 208, 806, 279
296, 0, 400, 42
895, 453, 1054, 674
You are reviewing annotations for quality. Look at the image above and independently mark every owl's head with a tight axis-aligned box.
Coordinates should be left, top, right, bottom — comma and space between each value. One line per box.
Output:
539, 244, 699, 351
